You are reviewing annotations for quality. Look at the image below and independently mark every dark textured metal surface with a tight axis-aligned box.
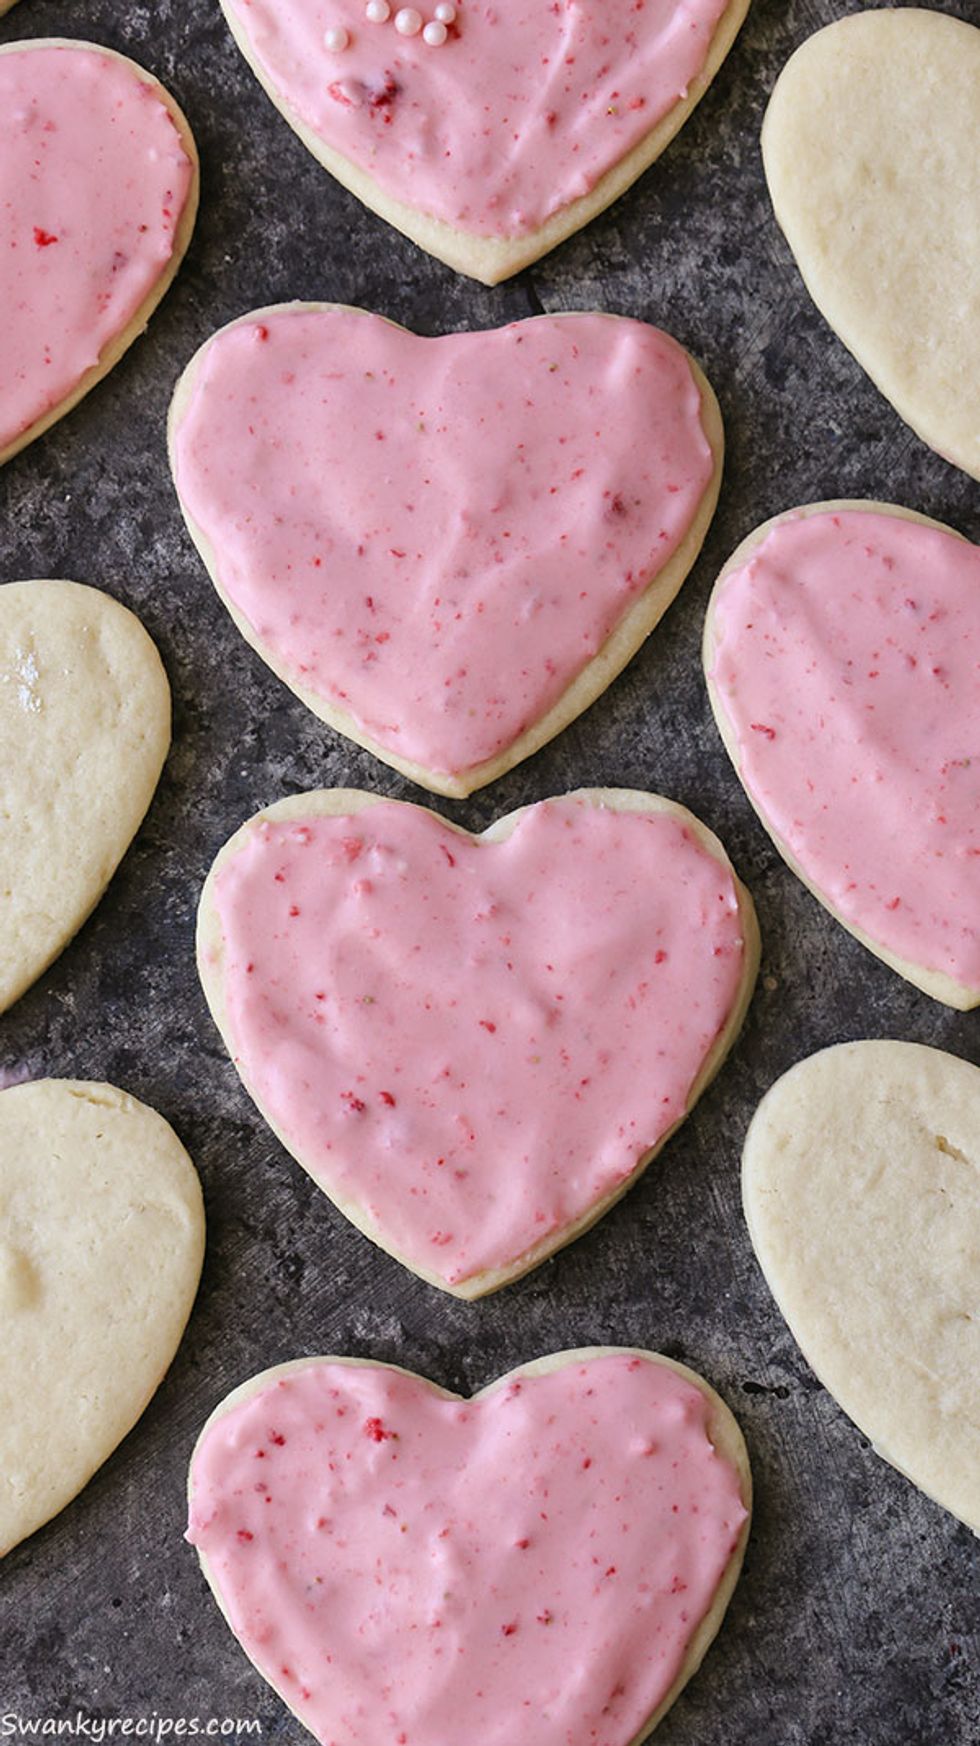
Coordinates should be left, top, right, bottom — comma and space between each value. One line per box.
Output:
1, 0, 977, 1738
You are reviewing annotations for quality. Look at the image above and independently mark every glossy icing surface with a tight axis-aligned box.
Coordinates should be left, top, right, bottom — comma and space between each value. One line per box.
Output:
223, 0, 730, 236
0, 44, 193, 454
710, 510, 980, 986
173, 307, 714, 779
187, 1354, 748, 1746
207, 795, 749, 1286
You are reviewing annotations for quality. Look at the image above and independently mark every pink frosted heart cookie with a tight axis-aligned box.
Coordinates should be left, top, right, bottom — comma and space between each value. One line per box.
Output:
197, 788, 759, 1295
704, 501, 980, 1008
170, 304, 723, 797
0, 40, 198, 466
187, 1348, 752, 1746
217, 0, 750, 282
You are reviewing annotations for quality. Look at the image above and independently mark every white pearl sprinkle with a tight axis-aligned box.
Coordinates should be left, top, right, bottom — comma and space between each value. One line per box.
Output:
394, 6, 423, 34
423, 18, 447, 43
365, 0, 390, 19
434, 1, 456, 21
324, 23, 350, 50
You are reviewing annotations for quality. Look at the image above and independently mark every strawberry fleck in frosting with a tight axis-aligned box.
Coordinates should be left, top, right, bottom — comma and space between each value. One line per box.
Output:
172, 307, 714, 780
0, 45, 193, 456
709, 510, 980, 987
206, 795, 749, 1286
223, 0, 730, 235
187, 1354, 748, 1746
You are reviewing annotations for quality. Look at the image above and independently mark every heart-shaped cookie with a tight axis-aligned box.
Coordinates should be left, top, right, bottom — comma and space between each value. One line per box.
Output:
170, 304, 723, 797
0, 579, 171, 1014
0, 1078, 204, 1556
187, 1348, 751, 1745
217, 0, 750, 283
704, 501, 980, 1009
0, 40, 198, 466
762, 10, 980, 481
743, 1041, 980, 1534
198, 788, 759, 1295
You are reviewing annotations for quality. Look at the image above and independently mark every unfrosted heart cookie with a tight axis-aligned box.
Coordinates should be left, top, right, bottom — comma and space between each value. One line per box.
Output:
0, 579, 171, 1014
0, 1079, 204, 1556
170, 304, 723, 797
0, 40, 198, 466
198, 788, 759, 1295
217, 0, 750, 283
743, 1041, 980, 1533
763, 10, 980, 481
704, 501, 980, 1009
187, 1348, 751, 1744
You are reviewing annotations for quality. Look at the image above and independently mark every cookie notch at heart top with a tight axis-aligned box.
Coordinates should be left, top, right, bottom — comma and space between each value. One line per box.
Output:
187, 1348, 752, 1746
762, 9, 980, 481
170, 303, 724, 798
742, 1041, 980, 1534
217, 0, 751, 283
0, 579, 171, 1015
703, 500, 980, 1010
0, 1078, 205, 1557
0, 39, 199, 467
197, 787, 759, 1296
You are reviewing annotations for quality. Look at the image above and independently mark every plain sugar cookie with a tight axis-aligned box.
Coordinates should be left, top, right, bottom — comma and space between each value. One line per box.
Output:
0, 1079, 205, 1556
0, 40, 199, 466
215, 0, 750, 283
743, 1041, 980, 1534
762, 9, 980, 481
704, 501, 980, 1009
170, 304, 723, 797
187, 1348, 751, 1746
197, 787, 759, 1295
0, 579, 171, 1014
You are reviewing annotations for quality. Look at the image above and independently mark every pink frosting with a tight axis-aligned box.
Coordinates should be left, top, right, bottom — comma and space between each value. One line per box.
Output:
0, 44, 193, 454
187, 1353, 748, 1746
207, 795, 749, 1286
172, 307, 714, 779
709, 509, 980, 987
223, 0, 730, 236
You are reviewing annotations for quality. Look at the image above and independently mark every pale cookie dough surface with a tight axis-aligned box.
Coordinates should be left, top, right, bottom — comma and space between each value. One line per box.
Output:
704, 500, 980, 1010
0, 1078, 205, 1556
743, 1041, 980, 1535
197, 788, 759, 1296
170, 304, 723, 798
218, 0, 751, 283
0, 580, 171, 1014
0, 39, 199, 466
187, 1349, 752, 1746
762, 9, 980, 481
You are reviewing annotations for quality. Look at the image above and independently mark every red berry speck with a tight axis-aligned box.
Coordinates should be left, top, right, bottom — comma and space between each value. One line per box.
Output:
364, 1417, 395, 1442
750, 723, 776, 739
33, 227, 59, 247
